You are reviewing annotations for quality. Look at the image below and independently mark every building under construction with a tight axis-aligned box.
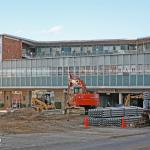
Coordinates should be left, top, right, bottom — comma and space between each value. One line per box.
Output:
0, 34, 150, 108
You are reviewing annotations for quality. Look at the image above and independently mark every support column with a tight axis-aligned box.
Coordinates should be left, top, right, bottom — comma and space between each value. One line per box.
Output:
28, 91, 32, 107
119, 93, 123, 104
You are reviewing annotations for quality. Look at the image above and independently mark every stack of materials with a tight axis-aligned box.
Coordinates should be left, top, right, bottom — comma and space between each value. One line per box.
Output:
111, 108, 124, 117
125, 107, 139, 116
88, 107, 143, 127
143, 92, 150, 109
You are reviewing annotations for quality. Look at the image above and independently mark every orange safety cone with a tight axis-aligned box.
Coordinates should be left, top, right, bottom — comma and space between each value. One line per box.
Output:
83, 117, 89, 128
121, 117, 126, 128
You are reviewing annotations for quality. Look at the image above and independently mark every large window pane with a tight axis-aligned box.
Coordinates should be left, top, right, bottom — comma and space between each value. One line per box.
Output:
144, 75, 150, 86
130, 75, 136, 86
98, 76, 103, 86
110, 75, 116, 86
104, 75, 109, 86
117, 75, 122, 86
86, 75, 91, 86
123, 75, 129, 86
92, 76, 97, 86
137, 75, 143, 86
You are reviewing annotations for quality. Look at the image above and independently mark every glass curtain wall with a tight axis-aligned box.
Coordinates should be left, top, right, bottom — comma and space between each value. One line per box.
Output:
0, 53, 149, 87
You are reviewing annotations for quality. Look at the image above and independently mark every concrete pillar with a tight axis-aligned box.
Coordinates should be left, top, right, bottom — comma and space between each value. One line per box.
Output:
28, 91, 32, 107
119, 93, 123, 104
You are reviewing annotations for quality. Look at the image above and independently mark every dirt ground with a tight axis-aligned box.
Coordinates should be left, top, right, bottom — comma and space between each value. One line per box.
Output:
0, 108, 84, 134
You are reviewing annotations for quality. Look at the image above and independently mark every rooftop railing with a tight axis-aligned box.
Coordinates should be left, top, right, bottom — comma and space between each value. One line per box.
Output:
22, 49, 140, 59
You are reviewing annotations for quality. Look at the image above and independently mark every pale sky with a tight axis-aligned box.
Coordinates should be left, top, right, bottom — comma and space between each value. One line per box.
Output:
0, 0, 149, 41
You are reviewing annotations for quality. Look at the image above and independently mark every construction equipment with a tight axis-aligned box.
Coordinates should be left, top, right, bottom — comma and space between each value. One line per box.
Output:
124, 94, 130, 107
32, 90, 55, 112
124, 94, 143, 107
65, 72, 100, 113
124, 93, 150, 126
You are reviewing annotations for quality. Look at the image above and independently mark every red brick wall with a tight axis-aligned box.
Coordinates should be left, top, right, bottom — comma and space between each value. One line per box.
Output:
2, 36, 22, 60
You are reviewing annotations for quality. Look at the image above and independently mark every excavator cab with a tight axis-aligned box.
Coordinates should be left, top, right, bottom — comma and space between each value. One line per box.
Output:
74, 87, 83, 94
41, 93, 53, 105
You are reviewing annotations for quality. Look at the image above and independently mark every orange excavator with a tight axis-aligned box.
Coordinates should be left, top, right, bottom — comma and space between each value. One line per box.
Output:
65, 72, 100, 113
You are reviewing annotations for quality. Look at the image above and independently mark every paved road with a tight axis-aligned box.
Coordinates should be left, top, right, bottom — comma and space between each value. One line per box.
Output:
0, 128, 150, 150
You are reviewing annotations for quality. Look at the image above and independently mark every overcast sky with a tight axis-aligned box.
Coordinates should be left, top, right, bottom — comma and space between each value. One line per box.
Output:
0, 0, 149, 41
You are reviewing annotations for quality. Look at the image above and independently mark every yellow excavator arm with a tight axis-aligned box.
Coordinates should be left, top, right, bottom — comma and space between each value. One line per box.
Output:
125, 94, 130, 107
124, 94, 144, 107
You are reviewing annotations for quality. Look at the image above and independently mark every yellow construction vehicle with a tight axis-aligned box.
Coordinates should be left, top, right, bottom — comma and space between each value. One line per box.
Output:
124, 94, 130, 107
125, 93, 150, 126
32, 98, 55, 112
31, 90, 55, 112
124, 94, 143, 107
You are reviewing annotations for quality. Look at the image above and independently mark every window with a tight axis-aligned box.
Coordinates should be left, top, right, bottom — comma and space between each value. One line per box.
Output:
98, 65, 103, 75
52, 47, 61, 56
104, 65, 110, 75
48, 67, 51, 76
58, 67, 62, 75
145, 43, 150, 50
75, 66, 79, 75
86, 66, 91, 75
44, 48, 51, 56
144, 64, 150, 74
123, 65, 130, 75
110, 65, 116, 74
103, 46, 114, 54
130, 65, 136, 74
21, 68, 26, 77
137, 45, 143, 51
80, 66, 85, 75
117, 66, 123, 75
93, 66, 97, 75
36, 68, 41, 76
55, 51, 60, 56
26, 68, 31, 76
42, 68, 48, 76
36, 48, 42, 56
71, 47, 81, 55
114, 45, 121, 51
62, 47, 71, 55
121, 45, 128, 50
52, 67, 57, 75
69, 66, 74, 73
31, 68, 36, 77
63, 67, 68, 75
92, 46, 103, 54
128, 45, 136, 50
137, 65, 143, 74
82, 46, 92, 54
36, 47, 51, 57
